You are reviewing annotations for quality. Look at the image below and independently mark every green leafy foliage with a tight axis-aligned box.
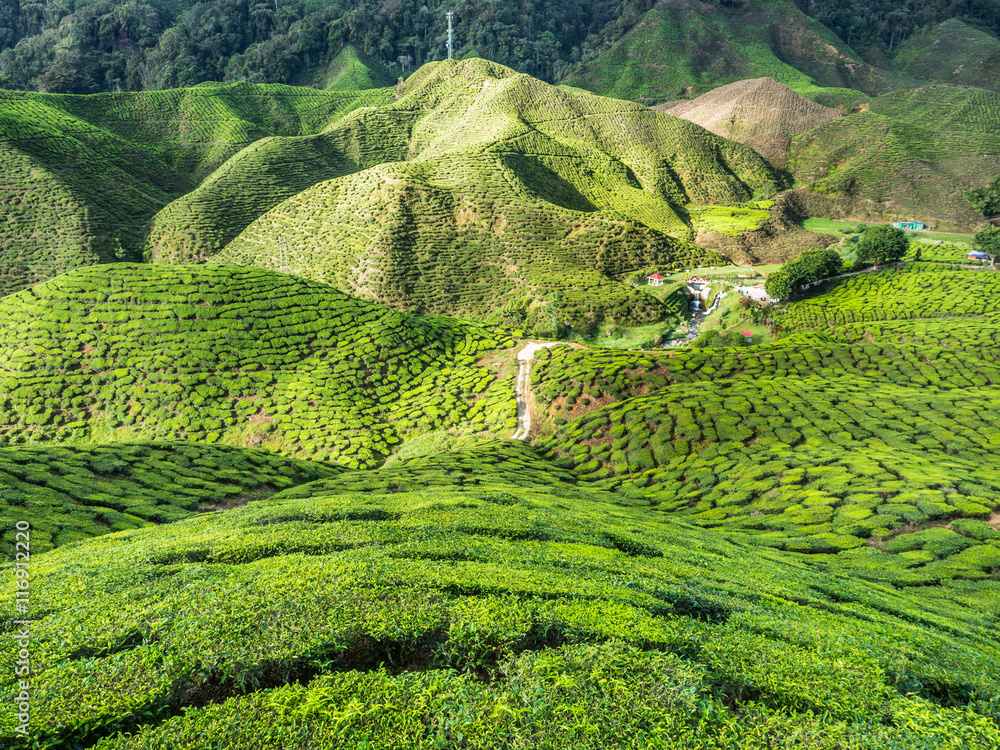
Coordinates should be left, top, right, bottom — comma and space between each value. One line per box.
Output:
1, 443, 998, 748
208, 59, 777, 330
893, 19, 1000, 93
0, 264, 517, 468
564, 0, 913, 102
973, 227, 1000, 261
0, 83, 391, 296
764, 246, 843, 300
0, 442, 341, 558
781, 263, 1000, 328
968, 177, 1000, 218
857, 226, 909, 266
789, 109, 1000, 227
533, 263, 1000, 582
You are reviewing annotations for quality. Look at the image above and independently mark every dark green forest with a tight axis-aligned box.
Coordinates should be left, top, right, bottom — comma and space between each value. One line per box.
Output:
1, 0, 998, 95
0, 0, 653, 92
804, 0, 1000, 52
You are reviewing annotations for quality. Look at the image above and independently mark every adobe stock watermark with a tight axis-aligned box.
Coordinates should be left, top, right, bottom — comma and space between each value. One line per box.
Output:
12, 520, 32, 736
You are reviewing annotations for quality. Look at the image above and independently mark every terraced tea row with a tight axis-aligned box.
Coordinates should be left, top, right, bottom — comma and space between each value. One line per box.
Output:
2, 442, 997, 748
0, 264, 517, 467
275, 439, 586, 501
530, 264, 1000, 582
0, 442, 340, 558
538, 376, 1000, 566
780, 263, 1000, 329
533, 320, 1000, 423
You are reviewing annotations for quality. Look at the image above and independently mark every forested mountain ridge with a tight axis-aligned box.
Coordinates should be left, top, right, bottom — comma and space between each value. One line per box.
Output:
1, 0, 998, 96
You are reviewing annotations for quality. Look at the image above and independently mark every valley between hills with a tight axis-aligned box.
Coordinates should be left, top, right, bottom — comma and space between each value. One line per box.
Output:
2, 4, 1000, 747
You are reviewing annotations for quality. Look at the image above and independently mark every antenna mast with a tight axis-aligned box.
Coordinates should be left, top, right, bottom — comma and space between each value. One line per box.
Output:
446, 11, 454, 60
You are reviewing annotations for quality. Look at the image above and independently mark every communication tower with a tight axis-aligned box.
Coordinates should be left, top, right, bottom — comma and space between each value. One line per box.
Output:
447, 12, 454, 60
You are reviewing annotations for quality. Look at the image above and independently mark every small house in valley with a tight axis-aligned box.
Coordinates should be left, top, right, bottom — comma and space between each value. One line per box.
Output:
647, 273, 666, 286
893, 221, 925, 230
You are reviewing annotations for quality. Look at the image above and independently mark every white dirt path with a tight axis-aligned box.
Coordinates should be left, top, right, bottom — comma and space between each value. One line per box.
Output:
510, 342, 565, 440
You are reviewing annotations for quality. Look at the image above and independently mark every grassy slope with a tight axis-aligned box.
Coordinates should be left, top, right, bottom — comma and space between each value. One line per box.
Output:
0, 442, 341, 558
894, 19, 1000, 93
0, 264, 516, 468
562, 0, 915, 102
657, 77, 844, 165
0, 84, 391, 297
788, 107, 1000, 227
200, 59, 778, 330
533, 263, 1000, 576
1, 440, 998, 748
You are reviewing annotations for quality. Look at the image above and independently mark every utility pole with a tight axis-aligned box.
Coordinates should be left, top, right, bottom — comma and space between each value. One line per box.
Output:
447, 11, 454, 60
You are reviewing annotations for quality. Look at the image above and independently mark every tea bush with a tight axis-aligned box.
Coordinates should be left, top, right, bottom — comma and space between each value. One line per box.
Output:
532, 264, 1000, 583
211, 60, 780, 328
0, 264, 517, 468
1, 444, 998, 748
0, 441, 341, 558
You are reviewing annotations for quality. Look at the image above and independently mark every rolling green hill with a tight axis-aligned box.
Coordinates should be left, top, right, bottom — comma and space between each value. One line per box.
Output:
894, 19, 1000, 93
187, 59, 779, 329
0, 84, 391, 297
562, 0, 915, 103
0, 264, 517, 468
1, 62, 785, 327
533, 262, 1000, 572
2, 439, 999, 749
0, 442, 341, 558
788, 110, 1000, 227
4, 10, 1000, 746
865, 84, 1000, 136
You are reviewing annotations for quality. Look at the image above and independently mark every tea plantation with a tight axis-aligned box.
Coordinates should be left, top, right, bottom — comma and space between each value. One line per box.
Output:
0, 442, 341, 559
535, 263, 1000, 586
563, 0, 909, 102
788, 110, 1000, 226
208, 58, 778, 330
2, 41, 1000, 748
1, 441, 998, 748
0, 84, 392, 297
0, 264, 517, 468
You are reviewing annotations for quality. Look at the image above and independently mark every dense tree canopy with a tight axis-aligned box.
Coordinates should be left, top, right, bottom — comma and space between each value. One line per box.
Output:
0, 0, 653, 93
764, 246, 843, 301
802, 0, 1000, 53
1, 0, 997, 94
974, 226, 1000, 263
856, 225, 909, 267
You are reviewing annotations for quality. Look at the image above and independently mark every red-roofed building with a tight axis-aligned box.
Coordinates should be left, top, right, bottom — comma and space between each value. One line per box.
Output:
647, 273, 666, 286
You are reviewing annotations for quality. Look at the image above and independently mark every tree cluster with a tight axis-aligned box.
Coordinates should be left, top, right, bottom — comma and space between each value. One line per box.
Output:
973, 226, 1000, 263
967, 177, 1000, 219
856, 225, 909, 267
800, 0, 1000, 53
764, 247, 843, 301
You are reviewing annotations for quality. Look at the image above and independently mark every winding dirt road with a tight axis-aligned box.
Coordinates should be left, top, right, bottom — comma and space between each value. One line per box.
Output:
510, 342, 564, 440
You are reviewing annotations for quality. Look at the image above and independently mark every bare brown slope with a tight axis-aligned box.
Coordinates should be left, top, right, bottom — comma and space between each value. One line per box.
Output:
657, 77, 843, 165
695, 192, 838, 264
